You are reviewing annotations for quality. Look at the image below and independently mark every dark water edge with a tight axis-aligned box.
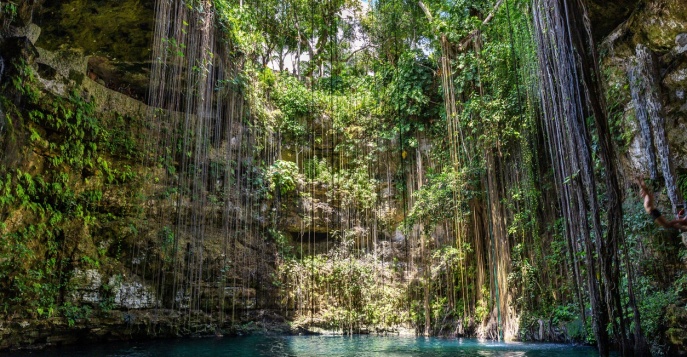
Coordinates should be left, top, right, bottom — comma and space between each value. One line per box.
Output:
5, 334, 606, 356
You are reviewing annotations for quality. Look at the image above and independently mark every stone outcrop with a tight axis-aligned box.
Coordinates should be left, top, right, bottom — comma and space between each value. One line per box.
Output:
0, 2, 279, 351
35, 0, 154, 62
587, 0, 641, 40
601, 0, 687, 353
603, 0, 687, 175
0, 308, 290, 351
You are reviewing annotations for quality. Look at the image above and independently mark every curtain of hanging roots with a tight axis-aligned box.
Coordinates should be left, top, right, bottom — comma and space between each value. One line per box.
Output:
146, 0, 263, 330
532, 0, 648, 355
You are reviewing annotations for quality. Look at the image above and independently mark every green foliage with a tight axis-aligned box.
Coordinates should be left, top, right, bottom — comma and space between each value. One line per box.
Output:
622, 192, 684, 352
159, 225, 175, 258
334, 165, 378, 210
605, 67, 633, 152
304, 157, 378, 210
59, 302, 92, 327
677, 170, 687, 200
0, 167, 95, 317
268, 228, 293, 257
258, 67, 276, 88
271, 74, 313, 139
265, 159, 300, 199
11, 59, 40, 103
104, 114, 143, 161
213, 0, 265, 55
367, 51, 441, 153
278, 242, 407, 331
303, 157, 327, 181
0, 1, 17, 22
634, 274, 679, 341
550, 303, 577, 325
420, 0, 493, 45
98, 282, 116, 312
161, 37, 186, 59
455, 46, 523, 151
26, 91, 102, 171
0, 63, 144, 320
405, 168, 462, 232
386, 51, 435, 120
475, 286, 491, 323
508, 243, 538, 310
362, 0, 430, 62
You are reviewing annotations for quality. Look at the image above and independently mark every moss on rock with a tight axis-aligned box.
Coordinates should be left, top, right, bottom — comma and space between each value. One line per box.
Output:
631, 0, 687, 52
35, 0, 154, 62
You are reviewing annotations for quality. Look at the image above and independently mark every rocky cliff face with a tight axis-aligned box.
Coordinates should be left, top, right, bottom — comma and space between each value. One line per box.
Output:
0, 1, 284, 350
35, 0, 154, 62
601, 0, 687, 353
603, 0, 687, 173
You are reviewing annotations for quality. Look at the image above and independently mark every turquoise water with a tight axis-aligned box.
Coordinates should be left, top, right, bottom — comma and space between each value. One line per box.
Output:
11, 335, 601, 356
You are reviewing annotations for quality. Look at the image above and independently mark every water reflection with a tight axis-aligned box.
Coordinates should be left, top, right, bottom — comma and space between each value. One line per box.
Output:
8, 334, 601, 357
280, 335, 597, 357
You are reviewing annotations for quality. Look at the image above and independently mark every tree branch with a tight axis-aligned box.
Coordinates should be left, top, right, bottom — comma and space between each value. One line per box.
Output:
458, 0, 505, 51
418, 1, 432, 22
418, 0, 505, 52
344, 43, 379, 63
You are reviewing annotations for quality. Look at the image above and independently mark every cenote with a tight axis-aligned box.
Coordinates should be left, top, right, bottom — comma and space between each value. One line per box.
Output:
2, 0, 687, 355
9, 335, 602, 356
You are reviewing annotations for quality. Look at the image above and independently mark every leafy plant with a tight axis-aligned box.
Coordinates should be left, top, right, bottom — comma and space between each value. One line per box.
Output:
265, 159, 300, 198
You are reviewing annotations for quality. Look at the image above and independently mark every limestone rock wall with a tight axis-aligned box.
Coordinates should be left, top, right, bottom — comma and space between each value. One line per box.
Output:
603, 0, 687, 181
0, 1, 284, 350
601, 0, 687, 353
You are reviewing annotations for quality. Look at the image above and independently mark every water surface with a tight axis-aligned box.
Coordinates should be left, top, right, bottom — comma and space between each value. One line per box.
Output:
11, 334, 601, 356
